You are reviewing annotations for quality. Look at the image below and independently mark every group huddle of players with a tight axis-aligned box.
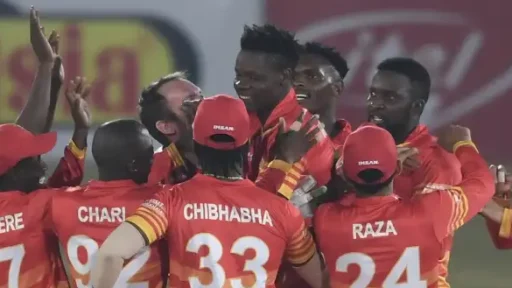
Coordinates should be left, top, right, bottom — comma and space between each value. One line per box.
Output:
0, 6, 510, 288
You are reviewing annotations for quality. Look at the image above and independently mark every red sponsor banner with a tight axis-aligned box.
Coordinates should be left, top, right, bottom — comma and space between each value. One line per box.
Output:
267, 0, 512, 162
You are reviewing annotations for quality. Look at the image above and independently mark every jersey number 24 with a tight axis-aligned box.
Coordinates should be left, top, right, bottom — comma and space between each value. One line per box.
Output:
336, 246, 427, 288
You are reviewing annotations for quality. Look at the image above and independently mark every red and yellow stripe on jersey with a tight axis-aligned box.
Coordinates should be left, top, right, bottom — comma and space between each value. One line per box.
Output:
498, 208, 512, 238
445, 186, 469, 233
277, 161, 306, 200
285, 221, 316, 266
126, 200, 168, 245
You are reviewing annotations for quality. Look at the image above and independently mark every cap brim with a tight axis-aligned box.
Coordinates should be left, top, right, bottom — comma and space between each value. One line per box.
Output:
27, 131, 58, 157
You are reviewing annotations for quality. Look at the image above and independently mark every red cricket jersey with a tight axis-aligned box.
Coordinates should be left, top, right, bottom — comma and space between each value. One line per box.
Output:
275, 119, 352, 288
51, 180, 168, 288
0, 189, 63, 288
331, 119, 352, 155
248, 89, 334, 189
390, 125, 462, 286
148, 144, 195, 185
315, 144, 494, 288
47, 141, 86, 188
126, 173, 316, 288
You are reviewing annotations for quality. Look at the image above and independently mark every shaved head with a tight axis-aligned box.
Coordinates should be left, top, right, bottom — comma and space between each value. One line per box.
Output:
92, 119, 154, 183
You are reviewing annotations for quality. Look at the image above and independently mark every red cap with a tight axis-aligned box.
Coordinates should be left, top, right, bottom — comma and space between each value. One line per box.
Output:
193, 94, 250, 150
0, 124, 57, 175
341, 125, 397, 185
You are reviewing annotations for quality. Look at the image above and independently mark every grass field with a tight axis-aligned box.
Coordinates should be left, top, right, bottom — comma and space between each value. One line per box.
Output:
47, 159, 512, 288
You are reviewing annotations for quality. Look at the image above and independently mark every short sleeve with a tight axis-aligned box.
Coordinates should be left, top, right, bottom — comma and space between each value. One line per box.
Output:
125, 188, 171, 245
283, 202, 316, 266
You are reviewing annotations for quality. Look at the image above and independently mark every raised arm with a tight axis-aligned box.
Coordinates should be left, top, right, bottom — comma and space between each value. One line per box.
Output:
16, 7, 56, 134
42, 32, 65, 133
425, 125, 494, 241
46, 77, 90, 187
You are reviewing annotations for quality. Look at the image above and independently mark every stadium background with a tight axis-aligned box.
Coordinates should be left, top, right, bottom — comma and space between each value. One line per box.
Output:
1, 0, 511, 286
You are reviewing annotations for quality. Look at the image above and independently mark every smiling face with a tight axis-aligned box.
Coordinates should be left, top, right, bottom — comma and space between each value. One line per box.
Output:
157, 78, 203, 147
234, 50, 292, 113
294, 53, 341, 114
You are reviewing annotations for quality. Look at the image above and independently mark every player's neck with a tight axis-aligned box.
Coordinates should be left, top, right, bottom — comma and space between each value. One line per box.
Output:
97, 168, 133, 183
316, 105, 337, 136
202, 169, 244, 182
256, 109, 273, 126
391, 122, 418, 145
256, 88, 289, 125
356, 183, 394, 198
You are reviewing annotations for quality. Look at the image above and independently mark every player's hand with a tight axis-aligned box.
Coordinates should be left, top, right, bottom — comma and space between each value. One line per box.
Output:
274, 111, 324, 163
30, 6, 55, 64
437, 124, 472, 152
290, 176, 327, 205
289, 176, 327, 218
291, 181, 328, 219
490, 164, 512, 207
48, 30, 64, 85
66, 77, 92, 130
291, 186, 328, 209
397, 147, 420, 171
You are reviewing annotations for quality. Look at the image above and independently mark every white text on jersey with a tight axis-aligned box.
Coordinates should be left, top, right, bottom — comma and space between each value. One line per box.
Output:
184, 203, 273, 226
353, 220, 397, 239
0, 213, 24, 233
78, 206, 126, 223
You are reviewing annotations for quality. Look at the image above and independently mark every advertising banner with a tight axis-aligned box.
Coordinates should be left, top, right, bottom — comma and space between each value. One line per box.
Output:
0, 14, 198, 124
267, 0, 512, 162
0, 0, 262, 125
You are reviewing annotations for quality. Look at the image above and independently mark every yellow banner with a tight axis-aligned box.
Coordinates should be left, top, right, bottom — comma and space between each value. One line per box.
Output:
0, 17, 190, 124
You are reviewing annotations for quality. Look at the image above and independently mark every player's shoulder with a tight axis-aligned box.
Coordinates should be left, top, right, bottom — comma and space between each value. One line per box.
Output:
50, 185, 86, 202
425, 142, 460, 169
316, 201, 336, 216
131, 183, 163, 197
30, 187, 68, 202
315, 201, 351, 222
0, 188, 61, 215
0, 191, 29, 209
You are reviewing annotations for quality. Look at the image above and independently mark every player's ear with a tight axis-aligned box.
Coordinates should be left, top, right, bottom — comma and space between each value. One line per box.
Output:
281, 68, 293, 85
411, 98, 426, 120
156, 120, 176, 135
127, 159, 137, 174
156, 120, 179, 143
333, 81, 344, 97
